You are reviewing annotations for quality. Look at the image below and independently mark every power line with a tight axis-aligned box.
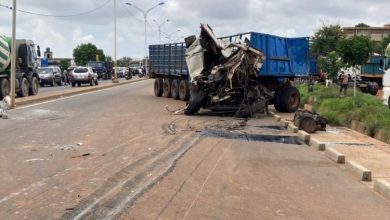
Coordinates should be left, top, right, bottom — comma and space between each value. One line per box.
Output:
0, 0, 112, 17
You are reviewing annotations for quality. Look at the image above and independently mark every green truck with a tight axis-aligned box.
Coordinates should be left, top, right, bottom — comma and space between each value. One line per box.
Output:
0, 35, 41, 99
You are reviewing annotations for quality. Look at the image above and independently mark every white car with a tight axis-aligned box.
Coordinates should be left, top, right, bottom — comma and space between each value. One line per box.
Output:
71, 67, 98, 87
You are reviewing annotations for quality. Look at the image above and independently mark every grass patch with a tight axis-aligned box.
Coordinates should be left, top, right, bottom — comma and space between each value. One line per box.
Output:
297, 83, 390, 140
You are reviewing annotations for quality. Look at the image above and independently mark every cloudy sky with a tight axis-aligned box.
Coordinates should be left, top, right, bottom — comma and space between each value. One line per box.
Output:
0, 0, 389, 59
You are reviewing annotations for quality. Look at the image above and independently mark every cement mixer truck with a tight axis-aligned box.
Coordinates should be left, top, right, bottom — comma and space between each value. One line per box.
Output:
0, 35, 41, 99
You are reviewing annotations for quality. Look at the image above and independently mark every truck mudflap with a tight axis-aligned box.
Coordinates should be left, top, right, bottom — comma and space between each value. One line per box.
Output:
184, 23, 272, 117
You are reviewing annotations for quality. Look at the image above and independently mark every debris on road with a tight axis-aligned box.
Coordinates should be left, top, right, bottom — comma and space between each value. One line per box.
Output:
25, 158, 45, 162
184, 23, 270, 117
71, 153, 91, 158
293, 109, 327, 133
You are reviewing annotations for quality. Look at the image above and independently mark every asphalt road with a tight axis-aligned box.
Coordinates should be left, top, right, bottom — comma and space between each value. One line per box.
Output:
1, 79, 390, 219
36, 77, 134, 95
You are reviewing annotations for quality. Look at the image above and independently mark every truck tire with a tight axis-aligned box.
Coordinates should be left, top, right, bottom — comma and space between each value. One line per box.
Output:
17, 77, 29, 97
179, 80, 190, 101
279, 86, 300, 113
29, 76, 39, 95
171, 79, 179, 100
154, 78, 163, 97
71, 82, 76, 87
0, 78, 10, 99
162, 79, 171, 98
184, 89, 207, 115
273, 89, 283, 112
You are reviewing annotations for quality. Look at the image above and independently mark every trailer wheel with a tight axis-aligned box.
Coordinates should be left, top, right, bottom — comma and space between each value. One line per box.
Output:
171, 79, 179, 100
154, 78, 163, 97
29, 76, 39, 95
0, 78, 10, 99
179, 80, 190, 101
17, 77, 29, 97
162, 79, 171, 98
279, 86, 300, 113
184, 89, 206, 115
273, 89, 283, 112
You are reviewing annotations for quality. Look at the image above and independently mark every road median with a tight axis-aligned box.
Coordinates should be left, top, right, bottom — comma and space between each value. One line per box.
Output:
15, 78, 148, 107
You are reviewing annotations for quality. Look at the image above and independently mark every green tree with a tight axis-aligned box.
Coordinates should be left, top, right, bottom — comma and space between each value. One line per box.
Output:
73, 43, 105, 66
336, 36, 373, 67
58, 60, 70, 71
355, 23, 370, 28
381, 36, 390, 55
318, 51, 343, 81
105, 55, 112, 62
117, 57, 132, 67
310, 24, 345, 56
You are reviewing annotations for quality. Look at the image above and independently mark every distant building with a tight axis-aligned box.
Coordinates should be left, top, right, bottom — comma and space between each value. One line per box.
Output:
44, 48, 53, 59
343, 24, 390, 42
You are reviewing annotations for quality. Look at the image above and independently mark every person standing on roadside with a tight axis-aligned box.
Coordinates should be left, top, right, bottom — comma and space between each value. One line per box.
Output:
339, 71, 349, 97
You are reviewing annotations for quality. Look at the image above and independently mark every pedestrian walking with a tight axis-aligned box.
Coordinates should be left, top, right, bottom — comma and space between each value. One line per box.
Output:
339, 71, 349, 97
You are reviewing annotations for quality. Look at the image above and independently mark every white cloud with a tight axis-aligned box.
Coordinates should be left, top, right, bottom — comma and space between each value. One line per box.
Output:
0, 0, 388, 59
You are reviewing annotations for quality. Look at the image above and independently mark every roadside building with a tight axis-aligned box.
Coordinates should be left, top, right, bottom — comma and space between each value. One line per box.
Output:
343, 24, 390, 42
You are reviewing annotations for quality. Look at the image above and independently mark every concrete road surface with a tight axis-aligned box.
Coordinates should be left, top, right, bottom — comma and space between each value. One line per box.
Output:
1, 80, 389, 219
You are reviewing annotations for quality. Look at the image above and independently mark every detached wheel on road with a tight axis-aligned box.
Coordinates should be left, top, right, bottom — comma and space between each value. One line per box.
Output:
154, 78, 163, 97
279, 86, 300, 113
0, 78, 10, 99
17, 77, 29, 97
171, 79, 179, 100
179, 79, 190, 101
29, 76, 39, 95
162, 79, 171, 98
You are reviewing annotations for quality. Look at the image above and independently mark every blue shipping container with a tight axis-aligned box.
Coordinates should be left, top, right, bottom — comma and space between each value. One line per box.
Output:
149, 32, 310, 78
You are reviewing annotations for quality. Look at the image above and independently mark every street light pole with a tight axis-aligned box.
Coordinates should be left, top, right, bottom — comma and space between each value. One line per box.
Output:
163, 29, 180, 43
125, 2, 164, 75
113, 0, 119, 83
10, 0, 16, 107
153, 19, 169, 44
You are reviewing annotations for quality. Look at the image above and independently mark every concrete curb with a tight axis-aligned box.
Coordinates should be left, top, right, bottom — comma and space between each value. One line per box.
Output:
325, 147, 345, 164
274, 115, 282, 122
297, 130, 310, 143
309, 138, 326, 151
346, 160, 372, 181
287, 123, 299, 133
15, 78, 148, 107
280, 119, 290, 128
374, 179, 390, 200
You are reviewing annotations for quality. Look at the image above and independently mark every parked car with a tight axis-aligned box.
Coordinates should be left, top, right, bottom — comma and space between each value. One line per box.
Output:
38, 66, 63, 87
70, 67, 98, 87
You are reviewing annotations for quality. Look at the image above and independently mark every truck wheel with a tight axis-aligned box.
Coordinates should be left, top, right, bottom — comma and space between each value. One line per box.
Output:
162, 79, 171, 98
280, 86, 300, 113
273, 89, 284, 112
95, 79, 99, 85
179, 80, 190, 101
29, 76, 39, 95
171, 79, 179, 100
0, 78, 10, 99
184, 89, 207, 115
71, 82, 76, 87
17, 77, 29, 97
154, 78, 163, 97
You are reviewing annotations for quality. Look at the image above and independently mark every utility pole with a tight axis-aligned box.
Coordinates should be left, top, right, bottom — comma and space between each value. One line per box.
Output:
10, 0, 16, 107
153, 19, 169, 44
163, 29, 180, 43
112, 0, 119, 83
125, 2, 164, 75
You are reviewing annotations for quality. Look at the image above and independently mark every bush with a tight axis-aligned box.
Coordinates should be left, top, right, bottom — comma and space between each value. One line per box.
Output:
297, 83, 390, 137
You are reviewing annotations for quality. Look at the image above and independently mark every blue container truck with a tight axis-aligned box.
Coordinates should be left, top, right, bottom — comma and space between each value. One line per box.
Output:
149, 24, 310, 115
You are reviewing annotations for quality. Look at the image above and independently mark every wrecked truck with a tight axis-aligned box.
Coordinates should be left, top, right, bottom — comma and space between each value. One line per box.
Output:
149, 23, 310, 117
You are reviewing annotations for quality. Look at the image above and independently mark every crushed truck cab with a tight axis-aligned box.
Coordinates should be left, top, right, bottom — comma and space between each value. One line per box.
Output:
149, 23, 310, 116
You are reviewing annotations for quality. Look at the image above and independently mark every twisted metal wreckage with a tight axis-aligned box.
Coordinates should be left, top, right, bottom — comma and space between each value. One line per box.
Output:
184, 24, 273, 117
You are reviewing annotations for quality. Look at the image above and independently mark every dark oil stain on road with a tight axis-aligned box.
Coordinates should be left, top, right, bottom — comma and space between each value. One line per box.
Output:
202, 129, 301, 145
